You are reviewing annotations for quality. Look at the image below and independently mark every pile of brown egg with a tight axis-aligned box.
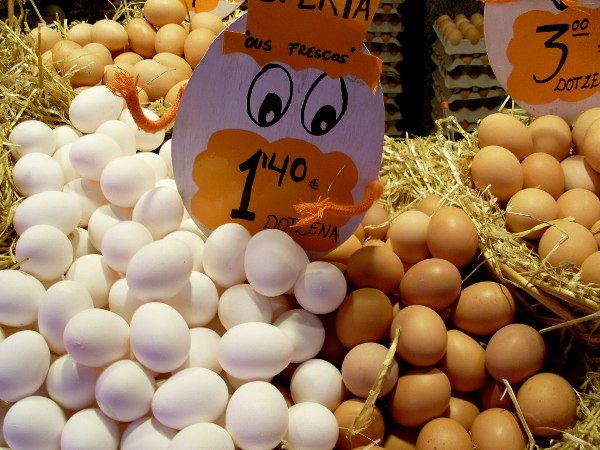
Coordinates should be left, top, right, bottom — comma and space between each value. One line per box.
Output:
30, 0, 224, 105
435, 13, 485, 46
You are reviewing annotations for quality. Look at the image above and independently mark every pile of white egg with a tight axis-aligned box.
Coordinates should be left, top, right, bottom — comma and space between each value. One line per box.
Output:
1, 86, 349, 450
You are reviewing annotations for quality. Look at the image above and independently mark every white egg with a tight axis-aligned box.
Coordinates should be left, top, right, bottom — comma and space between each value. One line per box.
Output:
15, 224, 73, 281
63, 178, 109, 227
130, 302, 191, 373
96, 119, 137, 156
0, 331, 50, 402
134, 152, 168, 181
46, 354, 102, 410
100, 156, 156, 208
159, 139, 173, 178
63, 309, 130, 367
218, 322, 292, 380
179, 217, 209, 239
70, 133, 123, 181
2, 396, 66, 450
155, 178, 178, 190
274, 309, 325, 363
164, 230, 204, 271
294, 261, 347, 314
244, 229, 308, 297
69, 85, 125, 133
286, 402, 338, 450
175, 327, 222, 374
37, 279, 94, 353
13, 152, 64, 196
96, 360, 155, 422
66, 254, 120, 308
169, 423, 234, 450
218, 284, 273, 330
0, 270, 45, 327
202, 223, 251, 287
126, 239, 193, 301
119, 108, 166, 151
13, 191, 82, 235
152, 367, 229, 429
53, 125, 81, 148
101, 221, 154, 273
0, 399, 8, 446
108, 278, 145, 323
165, 272, 219, 327
68, 227, 98, 259
53, 144, 79, 183
8, 120, 55, 156
120, 417, 177, 450
132, 186, 184, 239
226, 381, 289, 450
60, 408, 120, 450
290, 359, 345, 411
87, 203, 132, 250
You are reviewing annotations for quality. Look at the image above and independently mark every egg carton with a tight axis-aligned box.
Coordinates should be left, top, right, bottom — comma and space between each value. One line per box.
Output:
432, 71, 506, 103
431, 98, 501, 125
432, 23, 486, 56
378, 0, 405, 13
370, 19, 404, 34
385, 121, 405, 136
365, 31, 402, 42
384, 99, 402, 120
369, 47, 403, 64
431, 40, 489, 71
436, 65, 499, 90
366, 35, 402, 46
366, 41, 402, 53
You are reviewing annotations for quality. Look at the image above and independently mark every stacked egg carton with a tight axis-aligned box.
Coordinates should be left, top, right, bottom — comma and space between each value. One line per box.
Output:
431, 13, 505, 132
365, 0, 405, 136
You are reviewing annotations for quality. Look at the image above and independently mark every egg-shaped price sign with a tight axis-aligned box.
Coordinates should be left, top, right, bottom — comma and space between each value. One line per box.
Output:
172, 0, 385, 258
485, 0, 599, 123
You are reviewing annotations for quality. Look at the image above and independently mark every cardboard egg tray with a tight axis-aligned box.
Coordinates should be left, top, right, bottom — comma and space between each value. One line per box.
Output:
370, 15, 404, 34
432, 23, 486, 56
431, 98, 503, 131
365, 31, 402, 42
385, 120, 404, 136
376, 2, 403, 15
431, 40, 489, 72
435, 65, 499, 90
432, 70, 505, 103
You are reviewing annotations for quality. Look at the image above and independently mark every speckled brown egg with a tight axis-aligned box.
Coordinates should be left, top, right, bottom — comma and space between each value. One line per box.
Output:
91, 19, 128, 52
416, 417, 472, 450
399, 258, 461, 311
341, 342, 399, 398
520, 152, 565, 199
538, 221, 598, 268
190, 12, 226, 35
485, 323, 546, 384
426, 206, 479, 268
505, 188, 558, 239
347, 245, 404, 294
471, 145, 523, 203
67, 22, 93, 46
390, 305, 447, 366
126, 18, 157, 59
581, 251, 600, 285
336, 288, 393, 348
155, 24, 188, 56
470, 408, 526, 450
439, 329, 488, 393
561, 155, 600, 194
445, 396, 480, 431
557, 188, 600, 229
452, 281, 517, 336
144, 0, 187, 27
361, 203, 390, 240
477, 113, 533, 161
529, 115, 572, 161
334, 399, 385, 450
517, 372, 578, 436
572, 107, 600, 152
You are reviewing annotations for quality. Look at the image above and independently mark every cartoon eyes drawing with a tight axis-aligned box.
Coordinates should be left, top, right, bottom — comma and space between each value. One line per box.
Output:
246, 65, 348, 136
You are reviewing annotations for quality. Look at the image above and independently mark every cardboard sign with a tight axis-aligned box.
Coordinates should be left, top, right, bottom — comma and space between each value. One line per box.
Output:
184, 0, 243, 18
172, 11, 384, 258
485, 0, 600, 122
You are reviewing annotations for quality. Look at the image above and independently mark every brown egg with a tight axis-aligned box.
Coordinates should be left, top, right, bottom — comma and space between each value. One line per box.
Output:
521, 152, 565, 199
426, 206, 479, 268
82, 43, 113, 66
361, 203, 390, 240
529, 115, 572, 161
321, 234, 361, 264
582, 119, 600, 172
132, 59, 179, 101
126, 18, 157, 59
388, 210, 430, 264
336, 288, 393, 348
67, 22, 93, 46
64, 47, 106, 86
471, 12, 484, 26
463, 26, 481, 44
399, 258, 461, 311
353, 224, 366, 243
155, 24, 188, 56
153, 52, 192, 82
382, 427, 419, 450
486, 323, 546, 384
477, 113, 533, 161
390, 368, 451, 427
334, 399, 385, 450
417, 194, 443, 216
51, 40, 82, 73
416, 417, 472, 450
28, 26, 62, 54
452, 281, 516, 336
538, 221, 598, 268
41, 50, 58, 76
316, 312, 347, 366
505, 188, 558, 239
184, 28, 216, 68
480, 378, 514, 410
190, 12, 226, 35
390, 305, 447, 366
572, 107, 600, 152
581, 251, 600, 284
454, 14, 468, 25
137, 87, 150, 106
363, 238, 385, 247
347, 245, 404, 294
113, 52, 143, 66
458, 21, 475, 34
341, 342, 400, 398
439, 329, 487, 392
561, 155, 600, 194
444, 396, 480, 431
517, 372, 578, 436
557, 188, 600, 229
103, 63, 134, 85
91, 19, 128, 52
471, 145, 523, 203
446, 28, 463, 45
144, 0, 187, 27
470, 408, 526, 450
